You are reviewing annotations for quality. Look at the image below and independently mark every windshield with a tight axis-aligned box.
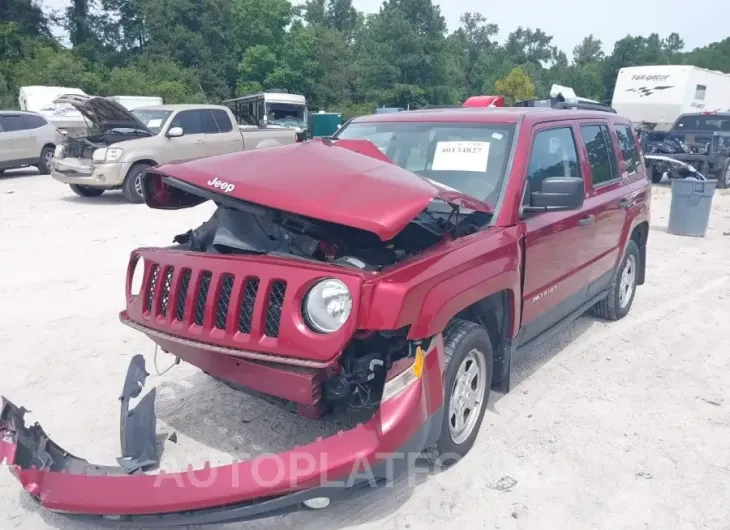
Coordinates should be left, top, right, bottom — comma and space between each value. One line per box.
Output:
673, 115, 730, 132
266, 103, 306, 128
131, 109, 173, 134
335, 121, 516, 209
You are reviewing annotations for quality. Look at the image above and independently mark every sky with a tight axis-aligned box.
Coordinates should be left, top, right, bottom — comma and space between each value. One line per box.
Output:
40, 0, 729, 57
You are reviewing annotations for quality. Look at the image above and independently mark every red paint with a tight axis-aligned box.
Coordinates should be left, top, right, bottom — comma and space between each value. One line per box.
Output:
0, 341, 444, 516
148, 138, 487, 242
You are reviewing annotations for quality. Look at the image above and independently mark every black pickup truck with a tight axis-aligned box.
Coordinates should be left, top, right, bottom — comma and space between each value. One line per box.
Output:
640, 112, 730, 188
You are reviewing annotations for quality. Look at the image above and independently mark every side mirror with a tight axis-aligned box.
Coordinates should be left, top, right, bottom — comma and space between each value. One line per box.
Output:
523, 176, 585, 214
167, 127, 184, 138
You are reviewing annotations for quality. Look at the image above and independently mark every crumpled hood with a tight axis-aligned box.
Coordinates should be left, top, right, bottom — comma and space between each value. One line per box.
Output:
149, 138, 490, 241
53, 94, 152, 134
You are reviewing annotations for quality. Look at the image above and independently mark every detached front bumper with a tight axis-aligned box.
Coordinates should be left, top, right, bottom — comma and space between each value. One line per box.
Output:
51, 158, 130, 188
0, 338, 444, 527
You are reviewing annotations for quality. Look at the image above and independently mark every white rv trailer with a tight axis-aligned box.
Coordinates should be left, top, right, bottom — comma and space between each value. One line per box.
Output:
108, 95, 163, 110
611, 65, 730, 130
18, 86, 90, 136
223, 91, 308, 133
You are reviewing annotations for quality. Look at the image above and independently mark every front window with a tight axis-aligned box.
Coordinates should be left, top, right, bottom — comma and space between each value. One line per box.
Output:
335, 121, 516, 209
265, 103, 306, 129
131, 109, 173, 134
673, 115, 730, 132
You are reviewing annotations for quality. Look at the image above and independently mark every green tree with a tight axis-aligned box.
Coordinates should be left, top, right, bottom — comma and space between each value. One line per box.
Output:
494, 67, 536, 104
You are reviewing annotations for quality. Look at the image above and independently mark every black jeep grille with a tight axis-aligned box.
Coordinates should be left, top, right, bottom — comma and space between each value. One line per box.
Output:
194, 272, 212, 326
238, 278, 259, 334
215, 274, 234, 330
141, 264, 286, 338
265, 281, 287, 338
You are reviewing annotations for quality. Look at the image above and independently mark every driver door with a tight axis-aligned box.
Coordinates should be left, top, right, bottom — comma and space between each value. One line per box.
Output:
163, 110, 209, 162
519, 122, 596, 345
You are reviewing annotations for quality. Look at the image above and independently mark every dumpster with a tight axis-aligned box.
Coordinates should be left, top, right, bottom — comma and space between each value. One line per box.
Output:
667, 178, 717, 237
309, 111, 343, 138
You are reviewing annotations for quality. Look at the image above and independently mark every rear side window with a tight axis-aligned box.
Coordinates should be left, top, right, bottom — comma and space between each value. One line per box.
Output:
580, 124, 619, 186
199, 110, 220, 134
526, 127, 581, 189
0, 115, 28, 132
211, 109, 233, 132
614, 124, 641, 175
22, 114, 48, 129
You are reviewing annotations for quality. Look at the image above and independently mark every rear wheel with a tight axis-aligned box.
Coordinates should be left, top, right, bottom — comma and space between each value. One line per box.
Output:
36, 146, 54, 175
69, 184, 105, 197
423, 319, 492, 467
719, 161, 730, 189
651, 167, 664, 184
592, 240, 640, 321
122, 163, 151, 203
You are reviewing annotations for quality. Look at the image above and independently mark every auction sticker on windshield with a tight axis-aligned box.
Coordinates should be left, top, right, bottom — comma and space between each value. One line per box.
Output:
432, 141, 490, 172
147, 118, 163, 128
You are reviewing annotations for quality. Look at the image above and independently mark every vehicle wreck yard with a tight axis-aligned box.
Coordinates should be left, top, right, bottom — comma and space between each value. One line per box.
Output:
1, 141, 730, 528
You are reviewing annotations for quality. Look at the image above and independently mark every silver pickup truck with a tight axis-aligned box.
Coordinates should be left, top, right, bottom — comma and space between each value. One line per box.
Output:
51, 96, 296, 202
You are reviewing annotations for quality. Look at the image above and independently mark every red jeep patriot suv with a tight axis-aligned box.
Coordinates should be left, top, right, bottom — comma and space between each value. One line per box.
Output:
1, 107, 650, 526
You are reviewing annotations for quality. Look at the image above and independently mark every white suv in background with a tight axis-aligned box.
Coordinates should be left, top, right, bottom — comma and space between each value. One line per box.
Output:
0, 111, 65, 175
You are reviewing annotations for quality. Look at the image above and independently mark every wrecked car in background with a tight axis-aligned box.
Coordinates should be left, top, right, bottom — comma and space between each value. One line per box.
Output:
640, 111, 730, 187
1, 106, 650, 526
50, 95, 296, 203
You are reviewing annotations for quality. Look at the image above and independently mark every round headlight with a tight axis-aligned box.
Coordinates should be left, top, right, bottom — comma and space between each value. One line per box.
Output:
130, 258, 145, 297
303, 279, 352, 333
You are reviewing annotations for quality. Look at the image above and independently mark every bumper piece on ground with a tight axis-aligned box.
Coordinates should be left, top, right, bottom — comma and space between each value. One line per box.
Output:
118, 354, 159, 473
0, 338, 444, 527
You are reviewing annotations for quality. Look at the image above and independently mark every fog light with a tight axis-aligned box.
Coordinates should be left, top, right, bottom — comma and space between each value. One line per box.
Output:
303, 497, 331, 510
97, 174, 106, 182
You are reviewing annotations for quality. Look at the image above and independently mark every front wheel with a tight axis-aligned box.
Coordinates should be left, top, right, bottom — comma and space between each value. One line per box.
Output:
423, 319, 492, 466
70, 184, 105, 197
592, 240, 640, 321
37, 146, 54, 175
122, 163, 151, 203
651, 167, 664, 184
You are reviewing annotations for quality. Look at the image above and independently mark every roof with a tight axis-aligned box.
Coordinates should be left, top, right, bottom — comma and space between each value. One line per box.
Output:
351, 107, 628, 124
133, 104, 230, 112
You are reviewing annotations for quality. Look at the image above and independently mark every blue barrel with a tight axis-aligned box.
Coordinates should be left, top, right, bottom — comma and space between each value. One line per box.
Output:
667, 178, 717, 237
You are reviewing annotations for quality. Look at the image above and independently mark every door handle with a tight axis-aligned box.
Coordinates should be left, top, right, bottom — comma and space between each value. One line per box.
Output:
579, 214, 595, 226
194, 140, 203, 144
619, 198, 631, 209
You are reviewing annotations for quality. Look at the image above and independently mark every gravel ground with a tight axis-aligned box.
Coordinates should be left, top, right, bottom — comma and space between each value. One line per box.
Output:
1, 170, 729, 530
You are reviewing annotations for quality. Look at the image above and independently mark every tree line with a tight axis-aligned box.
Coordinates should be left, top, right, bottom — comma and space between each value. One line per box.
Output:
1, 0, 729, 118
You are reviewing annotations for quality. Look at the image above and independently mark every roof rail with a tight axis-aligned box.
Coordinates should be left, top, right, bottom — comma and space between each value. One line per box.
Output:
513, 96, 616, 113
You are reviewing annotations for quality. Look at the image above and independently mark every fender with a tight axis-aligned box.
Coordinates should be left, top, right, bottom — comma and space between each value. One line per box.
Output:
359, 226, 522, 339
616, 179, 651, 271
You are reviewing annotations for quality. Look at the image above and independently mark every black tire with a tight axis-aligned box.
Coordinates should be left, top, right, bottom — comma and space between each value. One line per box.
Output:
719, 160, 730, 190
651, 167, 663, 184
592, 240, 640, 321
423, 319, 493, 467
69, 184, 105, 197
122, 163, 151, 203
37, 146, 54, 175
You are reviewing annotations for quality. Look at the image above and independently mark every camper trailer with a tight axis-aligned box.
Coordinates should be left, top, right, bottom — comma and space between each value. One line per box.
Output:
611, 65, 730, 131
18, 86, 90, 137
108, 96, 164, 111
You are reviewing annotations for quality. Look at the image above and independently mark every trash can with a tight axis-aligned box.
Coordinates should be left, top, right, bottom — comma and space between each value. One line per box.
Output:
309, 112, 343, 138
667, 178, 717, 237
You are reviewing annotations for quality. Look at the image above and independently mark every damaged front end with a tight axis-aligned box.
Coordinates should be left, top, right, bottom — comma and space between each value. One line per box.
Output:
1, 336, 444, 526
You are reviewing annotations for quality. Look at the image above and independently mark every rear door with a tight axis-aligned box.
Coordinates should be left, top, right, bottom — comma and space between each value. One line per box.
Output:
208, 109, 244, 155
519, 121, 596, 344
0, 114, 35, 162
575, 119, 627, 292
